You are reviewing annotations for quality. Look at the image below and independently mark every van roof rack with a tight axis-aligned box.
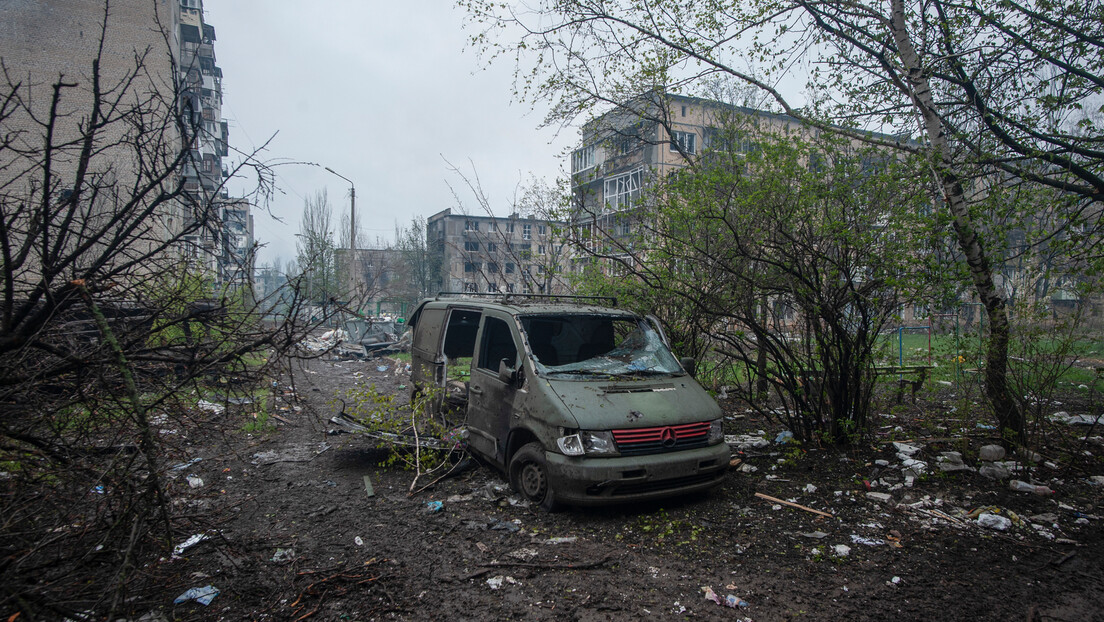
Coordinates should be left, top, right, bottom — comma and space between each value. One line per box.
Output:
434, 291, 618, 307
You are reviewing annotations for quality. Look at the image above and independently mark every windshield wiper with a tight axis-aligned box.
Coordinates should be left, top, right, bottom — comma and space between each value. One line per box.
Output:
548, 369, 613, 377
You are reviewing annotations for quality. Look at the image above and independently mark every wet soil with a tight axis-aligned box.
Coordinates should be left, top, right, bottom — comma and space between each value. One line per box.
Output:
160, 356, 1104, 621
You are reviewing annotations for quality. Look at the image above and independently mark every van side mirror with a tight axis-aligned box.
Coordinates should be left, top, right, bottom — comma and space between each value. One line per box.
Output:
680, 356, 697, 377
498, 359, 518, 385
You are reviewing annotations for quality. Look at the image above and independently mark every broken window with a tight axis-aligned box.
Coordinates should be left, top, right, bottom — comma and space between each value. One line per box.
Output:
477, 317, 518, 371
521, 315, 681, 376
670, 130, 696, 155
603, 169, 643, 211
442, 309, 481, 359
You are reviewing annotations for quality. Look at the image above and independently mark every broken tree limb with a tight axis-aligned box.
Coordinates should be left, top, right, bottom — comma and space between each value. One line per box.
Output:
461, 555, 613, 581
754, 492, 834, 518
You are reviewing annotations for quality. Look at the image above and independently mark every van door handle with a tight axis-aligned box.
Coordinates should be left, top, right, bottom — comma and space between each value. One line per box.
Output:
470, 386, 484, 395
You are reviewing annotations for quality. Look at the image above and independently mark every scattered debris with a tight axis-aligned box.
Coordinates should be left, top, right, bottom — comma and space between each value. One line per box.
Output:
186, 475, 204, 488
866, 492, 892, 503
545, 537, 577, 545
935, 452, 971, 473
506, 548, 538, 561
252, 443, 331, 465
485, 575, 519, 590
196, 400, 224, 414
363, 475, 375, 498
1009, 480, 1053, 495
354, 536, 364, 546
892, 442, 922, 457
977, 513, 1012, 531
832, 544, 851, 557
980, 461, 1011, 481
170, 458, 202, 471
775, 430, 794, 444
801, 531, 829, 539
850, 535, 885, 546
271, 548, 295, 563
425, 501, 444, 512
726, 433, 769, 450
172, 533, 212, 558
978, 444, 1006, 461
803, 483, 818, 494
173, 585, 219, 606
702, 586, 749, 609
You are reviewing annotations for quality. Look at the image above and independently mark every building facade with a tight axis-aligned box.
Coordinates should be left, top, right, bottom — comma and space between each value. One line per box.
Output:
569, 93, 809, 268
427, 209, 569, 296
0, 0, 252, 291
177, 0, 254, 289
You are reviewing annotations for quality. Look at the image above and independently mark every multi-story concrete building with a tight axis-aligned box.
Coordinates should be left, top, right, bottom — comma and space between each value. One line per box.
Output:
0, 0, 184, 262
219, 197, 254, 289
0, 0, 251, 291
334, 246, 410, 315
569, 92, 810, 268
177, 0, 253, 289
427, 209, 569, 296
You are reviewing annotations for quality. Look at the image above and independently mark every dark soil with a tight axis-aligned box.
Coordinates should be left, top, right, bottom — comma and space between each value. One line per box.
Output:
158, 355, 1104, 621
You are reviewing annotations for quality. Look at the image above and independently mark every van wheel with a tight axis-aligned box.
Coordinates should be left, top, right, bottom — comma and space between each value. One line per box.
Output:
509, 442, 561, 512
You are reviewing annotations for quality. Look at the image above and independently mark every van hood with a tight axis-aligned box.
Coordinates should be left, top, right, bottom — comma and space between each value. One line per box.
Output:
546, 376, 722, 430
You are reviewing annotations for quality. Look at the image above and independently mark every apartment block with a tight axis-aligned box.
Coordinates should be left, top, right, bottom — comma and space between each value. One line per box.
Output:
0, 0, 252, 291
177, 0, 254, 289
427, 209, 569, 296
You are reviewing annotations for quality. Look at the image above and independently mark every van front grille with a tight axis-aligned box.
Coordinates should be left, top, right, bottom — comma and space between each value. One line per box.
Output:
611, 421, 712, 456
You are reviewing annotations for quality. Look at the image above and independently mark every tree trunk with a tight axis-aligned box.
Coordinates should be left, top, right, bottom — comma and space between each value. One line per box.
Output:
889, 0, 1024, 441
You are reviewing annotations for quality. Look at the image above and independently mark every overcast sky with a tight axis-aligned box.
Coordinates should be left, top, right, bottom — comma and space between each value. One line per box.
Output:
203, 1, 575, 266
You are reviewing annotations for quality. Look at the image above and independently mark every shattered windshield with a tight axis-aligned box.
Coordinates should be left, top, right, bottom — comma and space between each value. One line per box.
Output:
520, 314, 683, 378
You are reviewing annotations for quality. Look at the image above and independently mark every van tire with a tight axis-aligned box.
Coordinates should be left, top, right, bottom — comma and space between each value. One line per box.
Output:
509, 442, 561, 512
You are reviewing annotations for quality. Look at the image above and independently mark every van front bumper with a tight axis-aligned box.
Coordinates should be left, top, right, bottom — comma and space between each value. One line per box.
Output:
544, 443, 730, 506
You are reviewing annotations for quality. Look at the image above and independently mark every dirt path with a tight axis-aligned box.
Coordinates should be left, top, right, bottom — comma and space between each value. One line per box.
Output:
160, 356, 1104, 621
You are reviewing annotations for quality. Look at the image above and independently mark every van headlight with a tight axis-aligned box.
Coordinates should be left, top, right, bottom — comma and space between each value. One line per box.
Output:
557, 431, 618, 456
708, 419, 724, 444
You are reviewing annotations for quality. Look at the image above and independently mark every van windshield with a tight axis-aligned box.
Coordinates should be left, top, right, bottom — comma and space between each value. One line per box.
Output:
520, 314, 683, 378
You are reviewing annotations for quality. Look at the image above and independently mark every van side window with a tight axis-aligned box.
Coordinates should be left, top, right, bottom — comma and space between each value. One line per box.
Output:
477, 317, 518, 371
442, 309, 482, 359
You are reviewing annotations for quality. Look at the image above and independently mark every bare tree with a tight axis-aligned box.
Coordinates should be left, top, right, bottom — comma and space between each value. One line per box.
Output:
0, 8, 312, 618
296, 190, 337, 306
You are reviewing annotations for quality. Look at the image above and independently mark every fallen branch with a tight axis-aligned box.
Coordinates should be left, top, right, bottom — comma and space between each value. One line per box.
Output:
754, 492, 834, 519
461, 555, 612, 581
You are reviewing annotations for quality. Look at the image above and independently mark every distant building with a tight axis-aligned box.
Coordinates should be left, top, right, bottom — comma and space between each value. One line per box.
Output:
219, 197, 254, 290
335, 247, 410, 316
426, 209, 569, 296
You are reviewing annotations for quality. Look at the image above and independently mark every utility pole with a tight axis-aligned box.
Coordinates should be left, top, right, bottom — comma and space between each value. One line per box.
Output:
324, 167, 356, 307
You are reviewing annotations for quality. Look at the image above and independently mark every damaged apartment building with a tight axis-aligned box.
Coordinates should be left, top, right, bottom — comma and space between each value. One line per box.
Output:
427, 209, 569, 297
568, 92, 809, 273
0, 0, 254, 290
178, 0, 254, 289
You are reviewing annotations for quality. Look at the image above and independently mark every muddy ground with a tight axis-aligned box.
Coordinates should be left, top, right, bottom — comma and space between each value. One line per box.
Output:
156, 355, 1104, 621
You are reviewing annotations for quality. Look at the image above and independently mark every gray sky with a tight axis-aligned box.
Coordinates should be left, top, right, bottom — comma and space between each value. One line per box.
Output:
204, 1, 574, 266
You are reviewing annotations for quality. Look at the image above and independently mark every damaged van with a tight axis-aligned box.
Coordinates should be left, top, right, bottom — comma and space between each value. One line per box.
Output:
407, 293, 728, 510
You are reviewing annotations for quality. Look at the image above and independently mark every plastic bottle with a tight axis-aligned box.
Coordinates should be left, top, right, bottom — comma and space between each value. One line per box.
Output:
1009, 479, 1053, 495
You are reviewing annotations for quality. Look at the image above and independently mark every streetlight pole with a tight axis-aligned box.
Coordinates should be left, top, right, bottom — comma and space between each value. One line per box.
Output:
323, 167, 356, 305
